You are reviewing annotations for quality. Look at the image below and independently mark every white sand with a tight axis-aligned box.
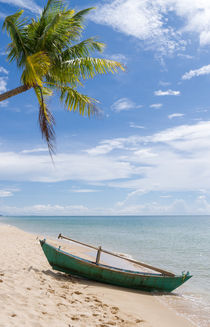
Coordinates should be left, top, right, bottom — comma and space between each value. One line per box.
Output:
0, 224, 194, 327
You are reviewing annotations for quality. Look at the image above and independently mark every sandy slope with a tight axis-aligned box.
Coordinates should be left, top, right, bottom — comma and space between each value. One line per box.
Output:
0, 224, 194, 327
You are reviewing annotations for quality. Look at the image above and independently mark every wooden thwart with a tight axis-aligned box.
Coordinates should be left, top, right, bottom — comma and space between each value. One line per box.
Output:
58, 233, 174, 277
96, 246, 102, 265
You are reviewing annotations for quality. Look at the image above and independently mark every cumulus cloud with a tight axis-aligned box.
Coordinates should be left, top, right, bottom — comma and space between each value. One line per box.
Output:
85, 138, 127, 155
154, 89, 180, 96
87, 121, 210, 195
168, 113, 184, 119
111, 98, 142, 112
0, 121, 210, 202
0, 0, 41, 13
182, 64, 210, 80
0, 151, 136, 182
90, 0, 210, 55
1, 121, 210, 214
90, 0, 185, 56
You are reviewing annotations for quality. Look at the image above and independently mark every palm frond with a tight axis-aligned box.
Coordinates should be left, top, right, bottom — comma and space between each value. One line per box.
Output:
66, 8, 95, 41
62, 57, 125, 80
34, 86, 55, 155
46, 57, 124, 88
2, 1, 125, 156
21, 52, 51, 86
42, 0, 64, 17
35, 9, 76, 52
3, 10, 26, 36
72, 8, 95, 23
60, 86, 98, 116
61, 38, 105, 60
32, 0, 65, 51
3, 10, 29, 66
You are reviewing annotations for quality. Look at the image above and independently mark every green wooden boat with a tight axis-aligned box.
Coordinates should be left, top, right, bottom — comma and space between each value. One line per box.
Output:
40, 236, 192, 293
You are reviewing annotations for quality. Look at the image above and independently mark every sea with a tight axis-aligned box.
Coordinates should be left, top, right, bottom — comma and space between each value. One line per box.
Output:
0, 215, 209, 327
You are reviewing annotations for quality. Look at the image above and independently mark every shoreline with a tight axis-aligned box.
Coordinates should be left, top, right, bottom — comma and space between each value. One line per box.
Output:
0, 223, 195, 327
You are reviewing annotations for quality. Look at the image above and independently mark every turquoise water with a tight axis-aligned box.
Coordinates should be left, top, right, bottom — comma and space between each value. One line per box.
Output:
1, 215, 210, 326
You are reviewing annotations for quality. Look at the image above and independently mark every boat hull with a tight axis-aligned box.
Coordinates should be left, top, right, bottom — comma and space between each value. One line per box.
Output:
40, 240, 191, 293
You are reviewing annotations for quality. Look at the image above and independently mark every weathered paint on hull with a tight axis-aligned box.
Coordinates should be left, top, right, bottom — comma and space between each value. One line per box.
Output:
40, 240, 192, 293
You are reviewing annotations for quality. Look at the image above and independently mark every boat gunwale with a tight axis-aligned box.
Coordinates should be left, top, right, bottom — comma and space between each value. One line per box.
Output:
42, 240, 185, 279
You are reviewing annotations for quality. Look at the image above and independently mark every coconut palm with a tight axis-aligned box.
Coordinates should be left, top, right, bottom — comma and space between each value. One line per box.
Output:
0, 0, 124, 155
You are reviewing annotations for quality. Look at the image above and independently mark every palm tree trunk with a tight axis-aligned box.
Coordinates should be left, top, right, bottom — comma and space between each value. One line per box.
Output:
0, 85, 31, 102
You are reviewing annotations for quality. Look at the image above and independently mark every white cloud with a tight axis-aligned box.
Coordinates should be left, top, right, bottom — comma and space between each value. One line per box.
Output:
177, 53, 193, 59
0, 151, 136, 183
1, 121, 210, 206
150, 103, 163, 109
155, 89, 180, 96
147, 121, 210, 145
182, 64, 210, 80
70, 189, 98, 193
0, 204, 89, 216
21, 148, 48, 154
168, 113, 184, 119
88, 121, 210, 195
129, 122, 145, 129
0, 77, 7, 93
0, 190, 13, 197
0, 0, 41, 13
111, 98, 142, 112
85, 138, 127, 155
2, 122, 210, 214
1, 196, 210, 215
0, 66, 8, 74
106, 53, 127, 63
90, 0, 185, 55
90, 1, 210, 55
113, 199, 191, 215
133, 148, 158, 158
116, 188, 146, 207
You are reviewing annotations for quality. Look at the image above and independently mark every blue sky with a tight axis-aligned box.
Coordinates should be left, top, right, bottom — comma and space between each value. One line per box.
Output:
1, 0, 210, 215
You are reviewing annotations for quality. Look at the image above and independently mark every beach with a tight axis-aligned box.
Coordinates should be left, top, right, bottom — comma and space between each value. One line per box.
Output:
0, 224, 195, 327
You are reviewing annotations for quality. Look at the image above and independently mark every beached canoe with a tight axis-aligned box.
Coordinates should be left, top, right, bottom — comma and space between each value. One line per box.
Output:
40, 237, 192, 293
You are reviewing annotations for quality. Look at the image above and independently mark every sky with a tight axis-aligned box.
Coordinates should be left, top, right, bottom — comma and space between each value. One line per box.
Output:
1, 0, 210, 215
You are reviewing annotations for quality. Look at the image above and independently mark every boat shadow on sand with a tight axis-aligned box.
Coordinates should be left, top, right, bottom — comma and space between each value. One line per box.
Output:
41, 268, 179, 297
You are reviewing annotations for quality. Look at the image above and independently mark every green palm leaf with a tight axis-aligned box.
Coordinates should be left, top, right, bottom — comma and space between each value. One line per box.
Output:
34, 86, 55, 156
62, 57, 125, 80
60, 86, 98, 116
1, 0, 125, 155
21, 52, 51, 86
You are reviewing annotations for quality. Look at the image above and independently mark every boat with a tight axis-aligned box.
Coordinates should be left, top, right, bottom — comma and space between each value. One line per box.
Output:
40, 234, 192, 293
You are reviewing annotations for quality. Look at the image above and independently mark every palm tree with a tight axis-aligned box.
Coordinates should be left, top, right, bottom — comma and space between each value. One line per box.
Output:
0, 0, 124, 155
